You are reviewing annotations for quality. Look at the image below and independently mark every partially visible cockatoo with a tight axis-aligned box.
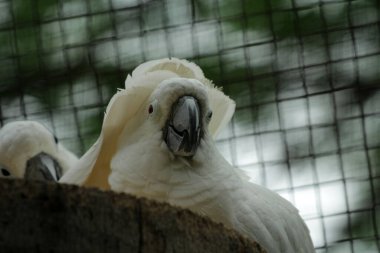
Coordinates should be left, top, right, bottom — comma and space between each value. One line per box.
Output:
0, 121, 78, 181
60, 58, 314, 253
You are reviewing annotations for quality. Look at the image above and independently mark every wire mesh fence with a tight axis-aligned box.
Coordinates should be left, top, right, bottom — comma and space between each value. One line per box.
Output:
0, 0, 379, 252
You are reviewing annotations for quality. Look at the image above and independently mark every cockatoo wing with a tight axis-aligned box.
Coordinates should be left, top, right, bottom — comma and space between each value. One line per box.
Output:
165, 162, 313, 252
60, 86, 153, 188
59, 135, 103, 185
157, 142, 313, 253
232, 182, 314, 253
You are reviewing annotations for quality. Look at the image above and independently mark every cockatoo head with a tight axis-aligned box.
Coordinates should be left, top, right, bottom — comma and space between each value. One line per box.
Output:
146, 78, 212, 157
0, 121, 77, 181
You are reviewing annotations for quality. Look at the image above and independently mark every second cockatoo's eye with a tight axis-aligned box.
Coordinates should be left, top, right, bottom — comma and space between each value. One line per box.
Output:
1, 168, 10, 177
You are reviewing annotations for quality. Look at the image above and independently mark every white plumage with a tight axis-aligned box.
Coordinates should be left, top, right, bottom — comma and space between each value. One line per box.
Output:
0, 120, 78, 181
60, 58, 315, 252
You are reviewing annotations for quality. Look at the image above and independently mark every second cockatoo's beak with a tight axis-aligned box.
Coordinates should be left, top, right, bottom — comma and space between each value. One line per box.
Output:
24, 153, 63, 181
164, 96, 201, 157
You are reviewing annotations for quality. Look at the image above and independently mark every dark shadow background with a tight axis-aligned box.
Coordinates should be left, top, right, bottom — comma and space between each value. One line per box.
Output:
0, 0, 379, 252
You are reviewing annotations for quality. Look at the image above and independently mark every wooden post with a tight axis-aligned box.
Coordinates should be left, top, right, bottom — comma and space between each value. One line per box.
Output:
0, 179, 265, 253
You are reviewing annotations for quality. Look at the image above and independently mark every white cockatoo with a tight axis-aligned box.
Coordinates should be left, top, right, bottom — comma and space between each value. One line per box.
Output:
0, 120, 78, 181
60, 58, 314, 253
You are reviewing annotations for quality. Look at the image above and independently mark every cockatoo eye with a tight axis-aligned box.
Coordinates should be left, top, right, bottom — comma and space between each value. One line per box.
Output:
148, 104, 154, 114
207, 110, 213, 120
1, 168, 10, 177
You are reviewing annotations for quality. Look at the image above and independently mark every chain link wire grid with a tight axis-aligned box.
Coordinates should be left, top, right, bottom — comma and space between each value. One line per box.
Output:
0, 0, 379, 252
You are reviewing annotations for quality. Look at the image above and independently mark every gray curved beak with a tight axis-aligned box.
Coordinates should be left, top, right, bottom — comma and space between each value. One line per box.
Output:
24, 153, 62, 181
164, 96, 201, 157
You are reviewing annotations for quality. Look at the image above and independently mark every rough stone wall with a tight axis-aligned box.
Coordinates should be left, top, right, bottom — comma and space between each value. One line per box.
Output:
0, 179, 266, 253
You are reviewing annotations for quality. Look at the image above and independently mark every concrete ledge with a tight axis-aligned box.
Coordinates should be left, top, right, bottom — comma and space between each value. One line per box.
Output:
0, 179, 265, 253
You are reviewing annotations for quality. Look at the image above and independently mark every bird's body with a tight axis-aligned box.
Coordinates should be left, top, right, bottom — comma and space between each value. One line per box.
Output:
0, 121, 78, 181
60, 58, 315, 253
112, 141, 311, 252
